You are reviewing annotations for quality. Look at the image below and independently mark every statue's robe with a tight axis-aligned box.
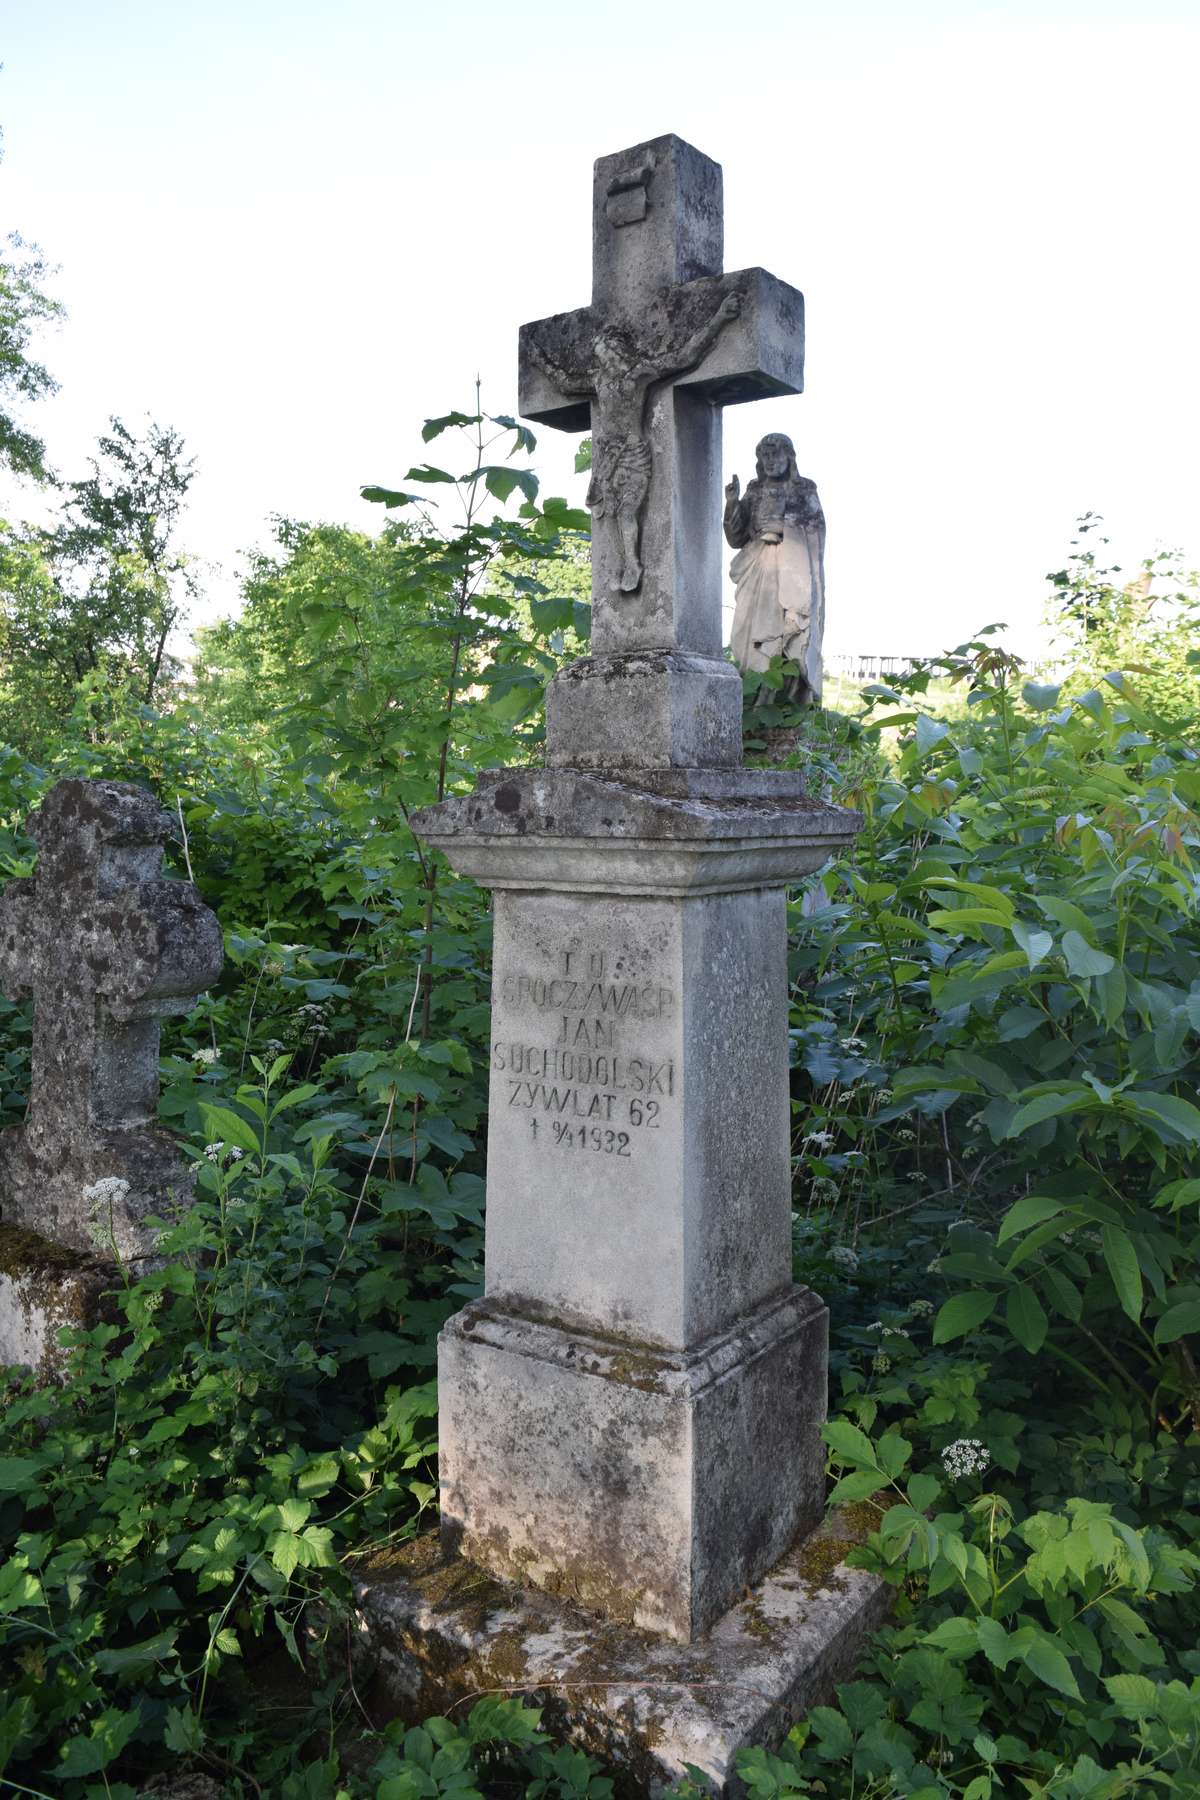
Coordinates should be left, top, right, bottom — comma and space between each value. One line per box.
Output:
727, 479, 825, 702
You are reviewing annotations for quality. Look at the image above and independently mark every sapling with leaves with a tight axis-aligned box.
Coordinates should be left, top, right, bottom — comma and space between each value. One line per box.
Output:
355, 390, 589, 1161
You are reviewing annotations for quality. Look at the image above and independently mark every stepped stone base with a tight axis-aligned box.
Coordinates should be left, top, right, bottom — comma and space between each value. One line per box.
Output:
0, 1223, 111, 1378
352, 1521, 890, 1796
439, 1293, 827, 1642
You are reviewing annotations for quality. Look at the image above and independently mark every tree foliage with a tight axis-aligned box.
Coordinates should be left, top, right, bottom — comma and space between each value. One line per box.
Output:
0, 230, 61, 484
0, 417, 198, 753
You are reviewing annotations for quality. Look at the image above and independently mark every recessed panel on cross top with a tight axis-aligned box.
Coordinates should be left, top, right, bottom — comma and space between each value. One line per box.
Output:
518, 133, 804, 658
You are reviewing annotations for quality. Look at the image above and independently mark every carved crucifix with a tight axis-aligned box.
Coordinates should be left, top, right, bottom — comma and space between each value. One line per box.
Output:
518, 134, 805, 659
0, 780, 224, 1260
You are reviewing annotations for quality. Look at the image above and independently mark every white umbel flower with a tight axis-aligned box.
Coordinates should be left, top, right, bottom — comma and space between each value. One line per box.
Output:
941, 1438, 990, 1480
83, 1176, 132, 1207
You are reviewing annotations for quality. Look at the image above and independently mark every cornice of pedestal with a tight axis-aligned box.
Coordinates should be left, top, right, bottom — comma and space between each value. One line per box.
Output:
410, 766, 861, 897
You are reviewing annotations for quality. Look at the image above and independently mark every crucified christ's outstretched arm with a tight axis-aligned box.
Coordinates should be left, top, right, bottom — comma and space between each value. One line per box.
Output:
527, 336, 593, 397
637, 290, 742, 385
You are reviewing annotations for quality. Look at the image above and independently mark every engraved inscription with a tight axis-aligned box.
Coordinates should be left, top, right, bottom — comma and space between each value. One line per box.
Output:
493, 943, 676, 1164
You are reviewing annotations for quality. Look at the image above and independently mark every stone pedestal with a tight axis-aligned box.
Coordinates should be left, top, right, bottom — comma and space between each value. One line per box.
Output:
440, 1291, 826, 1643
412, 762, 859, 1646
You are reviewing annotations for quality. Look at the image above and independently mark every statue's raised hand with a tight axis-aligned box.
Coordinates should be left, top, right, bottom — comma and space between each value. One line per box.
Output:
724, 473, 741, 504
718, 292, 742, 322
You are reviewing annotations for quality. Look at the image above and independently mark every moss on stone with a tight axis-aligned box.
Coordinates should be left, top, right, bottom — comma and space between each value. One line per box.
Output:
792, 1531, 852, 1597
603, 1349, 669, 1393
0, 1225, 89, 1277
0, 1224, 110, 1380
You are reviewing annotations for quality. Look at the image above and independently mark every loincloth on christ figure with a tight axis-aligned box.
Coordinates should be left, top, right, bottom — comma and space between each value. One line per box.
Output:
587, 435, 653, 518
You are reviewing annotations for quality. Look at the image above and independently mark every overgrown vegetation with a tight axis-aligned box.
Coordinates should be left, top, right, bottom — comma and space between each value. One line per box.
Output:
1, 365, 1198, 1797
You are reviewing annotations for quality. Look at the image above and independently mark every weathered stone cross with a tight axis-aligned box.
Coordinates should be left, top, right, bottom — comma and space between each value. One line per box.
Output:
519, 132, 804, 659
0, 780, 224, 1261
393, 137, 880, 1779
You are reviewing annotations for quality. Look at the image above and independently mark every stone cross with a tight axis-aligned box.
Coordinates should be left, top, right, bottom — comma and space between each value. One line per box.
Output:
412, 137, 867, 1720
0, 780, 224, 1261
519, 132, 804, 660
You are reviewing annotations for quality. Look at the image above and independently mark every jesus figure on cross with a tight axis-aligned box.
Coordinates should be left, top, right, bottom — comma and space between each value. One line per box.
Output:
527, 290, 741, 596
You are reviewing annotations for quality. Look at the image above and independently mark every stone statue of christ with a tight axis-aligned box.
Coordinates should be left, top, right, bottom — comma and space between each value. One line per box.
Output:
528, 291, 741, 595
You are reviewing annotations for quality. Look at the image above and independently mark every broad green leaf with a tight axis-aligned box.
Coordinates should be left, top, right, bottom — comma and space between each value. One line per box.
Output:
269, 1083, 320, 1116
976, 1617, 1013, 1668
58, 1707, 138, 1776
907, 1472, 941, 1511
1154, 1177, 1200, 1212
1005, 1214, 1080, 1272
476, 465, 539, 505
1126, 1090, 1200, 1145
923, 1616, 978, 1655
269, 1532, 303, 1579
1021, 1635, 1081, 1699
1103, 1672, 1160, 1719
535, 495, 590, 533
915, 714, 951, 755
933, 1291, 998, 1344
875, 1433, 912, 1478
421, 410, 479, 440
827, 1469, 889, 1506
997, 1195, 1066, 1245
198, 1104, 262, 1157
94, 1628, 178, 1676
0, 1456, 43, 1493
822, 1419, 878, 1468
1006, 1090, 1092, 1137
1036, 895, 1097, 939
927, 906, 1011, 933
997, 1004, 1044, 1040
1153, 1300, 1200, 1344
1006, 1284, 1048, 1354
1012, 921, 1054, 969
1062, 930, 1115, 978
300, 1524, 336, 1567
807, 1706, 854, 1758
360, 485, 423, 508
0, 1696, 34, 1772
1041, 1265, 1083, 1322
404, 462, 457, 484
925, 877, 1014, 917
1095, 964, 1128, 1027
1101, 1225, 1143, 1322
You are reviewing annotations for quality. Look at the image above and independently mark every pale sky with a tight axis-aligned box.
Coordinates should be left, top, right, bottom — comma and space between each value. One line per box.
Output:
2, 1, 1198, 658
